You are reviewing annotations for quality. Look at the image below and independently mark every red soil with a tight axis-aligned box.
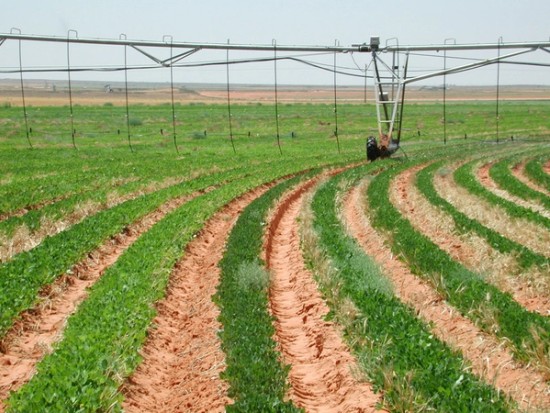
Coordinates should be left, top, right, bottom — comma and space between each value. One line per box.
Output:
477, 162, 550, 219
342, 180, 550, 411
391, 164, 550, 315
121, 184, 276, 412
264, 176, 384, 413
0, 189, 211, 411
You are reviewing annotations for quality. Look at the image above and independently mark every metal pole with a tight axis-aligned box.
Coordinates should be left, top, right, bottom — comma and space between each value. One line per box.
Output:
396, 53, 409, 145
443, 48, 447, 145
3, 32, 550, 53
364, 63, 368, 104
443, 38, 456, 145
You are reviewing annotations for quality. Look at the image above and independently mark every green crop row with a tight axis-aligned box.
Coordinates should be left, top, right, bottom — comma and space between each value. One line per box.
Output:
454, 159, 550, 230
5, 179, 252, 411
525, 154, 550, 192
416, 160, 550, 270
367, 161, 550, 367
0, 167, 248, 338
310, 162, 511, 412
490, 155, 550, 210
5, 163, 320, 412
215, 172, 320, 412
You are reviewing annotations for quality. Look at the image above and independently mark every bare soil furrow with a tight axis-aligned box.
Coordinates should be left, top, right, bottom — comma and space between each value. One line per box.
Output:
265, 177, 383, 413
0, 188, 209, 408
121, 184, 273, 413
512, 160, 550, 197
433, 166, 550, 257
477, 162, 550, 218
389, 164, 550, 315
343, 180, 550, 411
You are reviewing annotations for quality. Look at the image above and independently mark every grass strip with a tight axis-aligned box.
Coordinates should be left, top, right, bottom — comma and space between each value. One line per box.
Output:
368, 161, 550, 366
454, 160, 550, 230
5, 166, 309, 412
490, 156, 550, 210
310, 162, 512, 412
416, 160, 550, 270
214, 173, 315, 412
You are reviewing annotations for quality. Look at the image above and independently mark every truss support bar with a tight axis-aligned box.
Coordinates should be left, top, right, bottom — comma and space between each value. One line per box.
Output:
5, 33, 550, 54
403, 48, 536, 85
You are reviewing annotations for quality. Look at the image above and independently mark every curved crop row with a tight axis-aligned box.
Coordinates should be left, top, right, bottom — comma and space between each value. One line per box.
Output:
0, 167, 249, 338
455, 158, 550, 230
416, 160, 550, 270
215, 172, 319, 412
490, 155, 550, 210
309, 162, 511, 411
525, 155, 550, 191
5, 166, 313, 412
367, 161, 550, 368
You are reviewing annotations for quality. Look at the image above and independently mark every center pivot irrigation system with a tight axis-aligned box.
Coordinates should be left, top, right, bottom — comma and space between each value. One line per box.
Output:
2, 31, 550, 158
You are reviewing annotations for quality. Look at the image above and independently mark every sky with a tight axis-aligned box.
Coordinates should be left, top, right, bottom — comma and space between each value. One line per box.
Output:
2, 0, 550, 86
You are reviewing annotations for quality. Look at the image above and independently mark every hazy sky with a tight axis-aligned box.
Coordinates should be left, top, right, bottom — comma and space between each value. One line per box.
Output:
2, 0, 550, 86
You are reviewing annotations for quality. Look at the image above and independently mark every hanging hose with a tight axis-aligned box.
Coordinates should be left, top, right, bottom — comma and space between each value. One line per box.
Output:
13, 28, 32, 149
166, 36, 179, 154
273, 40, 282, 155
67, 30, 77, 149
333, 40, 341, 154
496, 37, 502, 144
121, 34, 134, 152
226, 40, 236, 154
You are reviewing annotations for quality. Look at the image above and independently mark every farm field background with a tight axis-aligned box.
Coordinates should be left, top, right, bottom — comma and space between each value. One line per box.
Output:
0, 85, 549, 412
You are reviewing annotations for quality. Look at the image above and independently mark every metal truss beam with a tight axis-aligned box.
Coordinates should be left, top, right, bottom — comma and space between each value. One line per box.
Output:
2, 33, 550, 54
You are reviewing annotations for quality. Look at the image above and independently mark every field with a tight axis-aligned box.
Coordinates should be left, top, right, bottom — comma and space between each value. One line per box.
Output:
0, 85, 549, 412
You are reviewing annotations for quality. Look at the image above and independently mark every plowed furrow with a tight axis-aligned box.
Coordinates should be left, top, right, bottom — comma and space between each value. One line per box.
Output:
344, 180, 550, 411
389, 164, 550, 315
265, 178, 382, 413
478, 162, 550, 218
121, 185, 272, 413
512, 160, 550, 197
0, 189, 208, 407
433, 166, 550, 257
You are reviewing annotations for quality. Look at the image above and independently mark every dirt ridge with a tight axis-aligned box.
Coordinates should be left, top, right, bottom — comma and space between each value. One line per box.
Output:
121, 184, 278, 412
389, 164, 550, 315
265, 176, 383, 412
343, 179, 550, 411
0, 188, 212, 410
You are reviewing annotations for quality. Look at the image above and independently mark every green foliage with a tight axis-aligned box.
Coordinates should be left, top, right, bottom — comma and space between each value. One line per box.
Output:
311, 164, 512, 412
0, 169, 246, 338
237, 261, 270, 292
416, 160, 550, 270
490, 156, 550, 210
368, 161, 550, 367
128, 118, 143, 126
525, 155, 550, 191
216, 173, 311, 412
454, 160, 550, 230
6, 169, 312, 412
0, 101, 548, 411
